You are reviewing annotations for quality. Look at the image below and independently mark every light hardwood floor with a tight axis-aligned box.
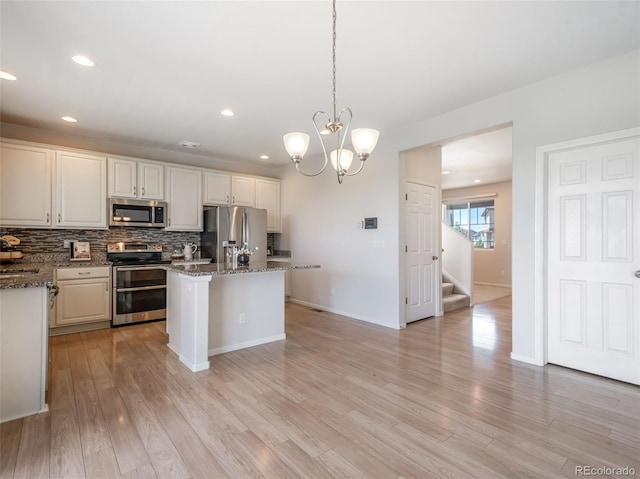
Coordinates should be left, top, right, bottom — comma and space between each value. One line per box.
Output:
2, 298, 639, 478
472, 283, 511, 305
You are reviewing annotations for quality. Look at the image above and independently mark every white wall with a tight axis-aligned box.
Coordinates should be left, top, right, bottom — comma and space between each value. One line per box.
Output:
279, 143, 400, 328
279, 50, 640, 360
443, 181, 512, 286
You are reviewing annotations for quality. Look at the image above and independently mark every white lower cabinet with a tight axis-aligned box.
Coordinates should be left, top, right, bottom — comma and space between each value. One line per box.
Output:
53, 266, 111, 331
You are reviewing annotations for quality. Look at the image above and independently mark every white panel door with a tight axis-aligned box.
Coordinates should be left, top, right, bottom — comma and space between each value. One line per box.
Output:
405, 181, 438, 322
548, 135, 640, 385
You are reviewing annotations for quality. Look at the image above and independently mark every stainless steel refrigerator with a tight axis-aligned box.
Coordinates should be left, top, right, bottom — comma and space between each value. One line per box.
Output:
201, 206, 267, 263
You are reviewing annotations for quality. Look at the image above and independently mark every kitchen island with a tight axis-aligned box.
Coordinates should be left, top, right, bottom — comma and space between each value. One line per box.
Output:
164, 261, 320, 372
0, 264, 54, 423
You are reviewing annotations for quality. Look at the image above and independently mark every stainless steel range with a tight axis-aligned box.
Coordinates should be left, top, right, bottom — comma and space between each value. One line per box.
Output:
107, 243, 169, 326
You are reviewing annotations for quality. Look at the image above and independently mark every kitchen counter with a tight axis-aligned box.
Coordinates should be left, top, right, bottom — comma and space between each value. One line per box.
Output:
165, 261, 320, 372
163, 261, 319, 277
0, 263, 54, 289
0, 260, 112, 289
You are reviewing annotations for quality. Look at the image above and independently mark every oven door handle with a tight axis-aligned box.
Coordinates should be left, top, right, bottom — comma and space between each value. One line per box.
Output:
115, 285, 167, 293
115, 265, 166, 272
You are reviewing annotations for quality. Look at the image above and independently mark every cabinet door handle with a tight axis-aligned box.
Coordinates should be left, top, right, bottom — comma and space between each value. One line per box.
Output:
46, 212, 50, 222
58, 213, 61, 222
78, 272, 91, 275
141, 186, 145, 196
232, 195, 235, 204
168, 218, 171, 227
133, 186, 137, 196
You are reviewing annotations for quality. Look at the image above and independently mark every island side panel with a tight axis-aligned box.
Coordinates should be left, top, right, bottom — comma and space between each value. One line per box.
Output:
208, 270, 286, 355
166, 270, 182, 354
1, 287, 48, 423
178, 273, 212, 372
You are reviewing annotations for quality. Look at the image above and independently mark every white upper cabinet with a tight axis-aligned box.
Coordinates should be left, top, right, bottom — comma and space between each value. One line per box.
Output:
55, 151, 107, 229
108, 157, 164, 200
231, 175, 256, 206
203, 172, 255, 207
138, 161, 164, 199
255, 178, 281, 233
203, 171, 231, 205
0, 143, 53, 227
165, 166, 202, 231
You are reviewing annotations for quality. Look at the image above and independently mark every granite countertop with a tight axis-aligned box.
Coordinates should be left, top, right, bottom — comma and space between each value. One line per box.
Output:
163, 261, 320, 277
53, 260, 112, 268
0, 263, 55, 289
0, 260, 112, 289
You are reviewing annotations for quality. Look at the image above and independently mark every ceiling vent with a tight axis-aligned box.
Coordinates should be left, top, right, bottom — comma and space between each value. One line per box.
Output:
179, 140, 200, 149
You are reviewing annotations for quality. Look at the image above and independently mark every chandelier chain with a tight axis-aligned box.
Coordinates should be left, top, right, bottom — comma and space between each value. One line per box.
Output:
332, 0, 337, 120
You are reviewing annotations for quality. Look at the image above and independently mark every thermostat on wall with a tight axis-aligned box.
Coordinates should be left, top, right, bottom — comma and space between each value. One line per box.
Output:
364, 217, 378, 229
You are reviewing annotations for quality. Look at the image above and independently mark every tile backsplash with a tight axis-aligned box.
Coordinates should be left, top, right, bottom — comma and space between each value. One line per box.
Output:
0, 227, 200, 261
2, 228, 288, 263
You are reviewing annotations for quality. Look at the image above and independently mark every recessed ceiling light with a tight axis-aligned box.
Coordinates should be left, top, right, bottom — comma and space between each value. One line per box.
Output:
474, 179, 481, 183
72, 55, 95, 67
61, 116, 78, 123
220, 109, 235, 117
441, 170, 451, 175
260, 155, 270, 160
0, 71, 17, 81
179, 140, 200, 149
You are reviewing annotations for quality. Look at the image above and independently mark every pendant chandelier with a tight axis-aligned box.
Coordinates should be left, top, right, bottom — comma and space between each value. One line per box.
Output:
283, 0, 379, 184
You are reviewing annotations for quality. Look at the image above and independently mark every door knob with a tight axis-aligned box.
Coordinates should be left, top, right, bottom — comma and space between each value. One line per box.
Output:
432, 255, 439, 260
635, 270, 640, 279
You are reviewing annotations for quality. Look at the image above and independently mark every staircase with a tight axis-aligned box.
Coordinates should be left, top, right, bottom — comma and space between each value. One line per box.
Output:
442, 276, 471, 313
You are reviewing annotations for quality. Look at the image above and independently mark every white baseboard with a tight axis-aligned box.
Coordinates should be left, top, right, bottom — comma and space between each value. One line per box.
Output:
475, 282, 512, 288
289, 299, 402, 330
178, 355, 210, 372
510, 352, 544, 366
208, 334, 286, 356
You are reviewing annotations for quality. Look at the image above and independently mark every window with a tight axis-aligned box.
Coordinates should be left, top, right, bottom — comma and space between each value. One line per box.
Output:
444, 200, 495, 249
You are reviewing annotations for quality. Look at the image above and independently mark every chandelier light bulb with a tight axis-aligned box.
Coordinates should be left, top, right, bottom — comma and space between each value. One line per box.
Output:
330, 149, 353, 173
283, 132, 310, 162
351, 128, 380, 157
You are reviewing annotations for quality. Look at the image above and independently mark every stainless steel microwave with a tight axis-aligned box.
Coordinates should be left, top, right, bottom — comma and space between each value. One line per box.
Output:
109, 198, 167, 227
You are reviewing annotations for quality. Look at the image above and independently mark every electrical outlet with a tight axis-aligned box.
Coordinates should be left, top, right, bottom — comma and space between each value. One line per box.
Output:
239, 313, 246, 324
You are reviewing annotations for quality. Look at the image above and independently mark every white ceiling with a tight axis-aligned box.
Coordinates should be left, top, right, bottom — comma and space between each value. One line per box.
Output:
1, 1, 639, 173
441, 126, 512, 190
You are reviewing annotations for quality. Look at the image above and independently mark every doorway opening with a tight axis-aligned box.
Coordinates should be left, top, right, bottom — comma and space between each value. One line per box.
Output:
400, 124, 513, 326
